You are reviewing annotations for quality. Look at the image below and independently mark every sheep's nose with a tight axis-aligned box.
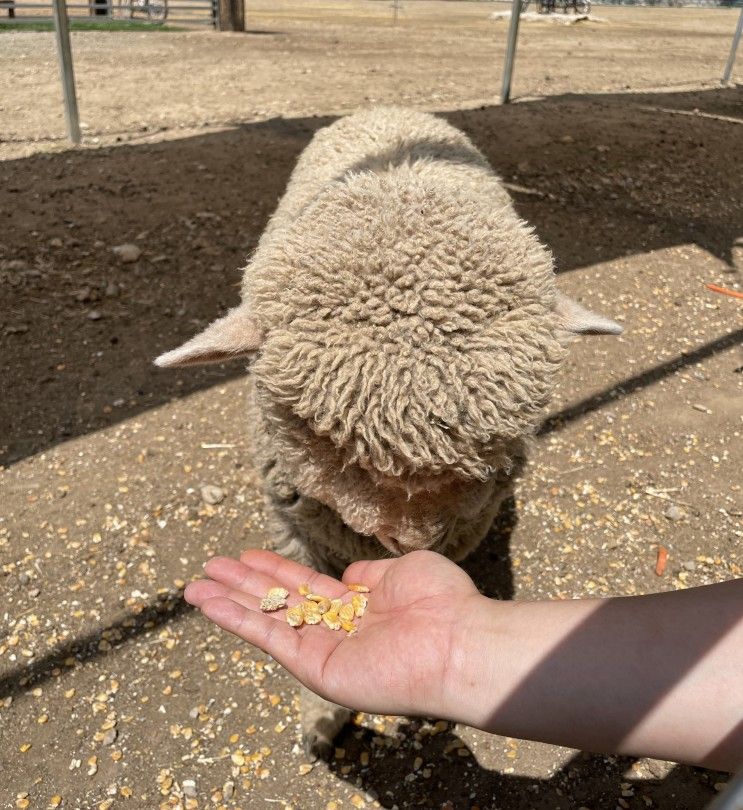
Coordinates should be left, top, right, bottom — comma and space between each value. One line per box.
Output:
388, 535, 405, 554
375, 530, 405, 555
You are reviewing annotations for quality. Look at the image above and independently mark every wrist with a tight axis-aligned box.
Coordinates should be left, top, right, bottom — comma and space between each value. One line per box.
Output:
437, 593, 514, 728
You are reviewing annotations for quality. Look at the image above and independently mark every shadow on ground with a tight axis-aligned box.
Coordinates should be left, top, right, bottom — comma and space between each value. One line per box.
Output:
330, 720, 722, 810
462, 495, 518, 601
1, 85, 741, 466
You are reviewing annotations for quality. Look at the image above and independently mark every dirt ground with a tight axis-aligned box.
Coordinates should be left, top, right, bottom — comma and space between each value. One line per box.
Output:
1, 2, 741, 158
1, 2, 743, 809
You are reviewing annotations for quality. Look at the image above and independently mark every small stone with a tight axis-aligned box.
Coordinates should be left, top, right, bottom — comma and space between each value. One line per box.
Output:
105, 282, 120, 298
3, 259, 28, 271
112, 243, 142, 263
663, 504, 684, 521
49, 237, 63, 248
681, 560, 696, 571
222, 780, 234, 800
87, 310, 103, 321
200, 485, 224, 505
182, 780, 197, 798
102, 728, 117, 745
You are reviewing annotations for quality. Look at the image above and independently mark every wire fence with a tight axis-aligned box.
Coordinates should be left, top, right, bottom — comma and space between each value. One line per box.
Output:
1, 0, 741, 24
0, 0, 215, 25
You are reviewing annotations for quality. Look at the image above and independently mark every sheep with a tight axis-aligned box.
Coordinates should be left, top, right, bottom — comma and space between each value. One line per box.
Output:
156, 106, 622, 756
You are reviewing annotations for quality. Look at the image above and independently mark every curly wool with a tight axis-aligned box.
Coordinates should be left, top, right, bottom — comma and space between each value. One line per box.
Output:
245, 107, 566, 483
247, 378, 526, 572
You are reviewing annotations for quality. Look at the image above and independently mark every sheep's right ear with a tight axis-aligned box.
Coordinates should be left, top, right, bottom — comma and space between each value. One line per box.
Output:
154, 305, 263, 367
555, 292, 623, 336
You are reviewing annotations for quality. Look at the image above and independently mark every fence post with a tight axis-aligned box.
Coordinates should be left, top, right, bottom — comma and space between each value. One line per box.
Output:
52, 0, 81, 145
501, 0, 522, 104
722, 6, 743, 85
217, 0, 244, 31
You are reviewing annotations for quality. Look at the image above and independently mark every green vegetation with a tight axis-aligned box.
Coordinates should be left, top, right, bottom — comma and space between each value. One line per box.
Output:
0, 19, 181, 31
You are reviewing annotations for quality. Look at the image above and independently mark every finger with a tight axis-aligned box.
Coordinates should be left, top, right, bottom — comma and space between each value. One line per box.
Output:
203, 556, 283, 598
185, 578, 263, 613
185, 578, 228, 607
239, 549, 347, 597
200, 596, 305, 674
342, 558, 396, 589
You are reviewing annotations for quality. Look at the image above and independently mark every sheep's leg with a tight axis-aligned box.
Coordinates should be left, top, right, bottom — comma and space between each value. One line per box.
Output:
300, 688, 351, 761
262, 498, 352, 759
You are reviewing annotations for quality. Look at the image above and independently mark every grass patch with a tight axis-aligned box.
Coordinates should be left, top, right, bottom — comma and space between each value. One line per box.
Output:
0, 19, 183, 31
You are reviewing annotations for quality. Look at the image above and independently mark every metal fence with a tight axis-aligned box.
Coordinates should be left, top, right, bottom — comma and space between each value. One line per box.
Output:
0, 0, 215, 26
2, 0, 740, 25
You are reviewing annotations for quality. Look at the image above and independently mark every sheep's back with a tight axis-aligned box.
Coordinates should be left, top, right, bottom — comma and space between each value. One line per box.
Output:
261, 106, 505, 241
242, 107, 564, 482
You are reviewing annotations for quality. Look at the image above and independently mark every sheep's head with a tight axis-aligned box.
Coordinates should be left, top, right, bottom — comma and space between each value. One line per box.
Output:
156, 170, 621, 555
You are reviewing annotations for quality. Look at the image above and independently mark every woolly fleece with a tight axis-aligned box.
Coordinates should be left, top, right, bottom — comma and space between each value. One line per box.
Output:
159, 107, 620, 569
247, 107, 565, 485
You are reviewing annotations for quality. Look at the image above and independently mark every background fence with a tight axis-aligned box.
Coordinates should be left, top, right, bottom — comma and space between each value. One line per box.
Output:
0, 0, 740, 30
0, 0, 215, 26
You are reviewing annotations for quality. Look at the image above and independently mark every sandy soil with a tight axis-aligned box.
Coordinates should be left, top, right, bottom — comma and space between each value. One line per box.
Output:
1, 3, 742, 809
0, 2, 741, 158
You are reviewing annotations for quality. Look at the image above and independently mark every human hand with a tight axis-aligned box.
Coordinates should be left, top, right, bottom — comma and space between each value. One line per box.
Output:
185, 548, 484, 718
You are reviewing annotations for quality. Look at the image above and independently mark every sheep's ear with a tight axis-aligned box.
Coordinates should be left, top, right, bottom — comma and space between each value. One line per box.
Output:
555, 292, 623, 336
154, 305, 263, 367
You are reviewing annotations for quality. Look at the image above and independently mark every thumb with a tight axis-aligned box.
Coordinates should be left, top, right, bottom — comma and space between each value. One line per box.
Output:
342, 558, 396, 590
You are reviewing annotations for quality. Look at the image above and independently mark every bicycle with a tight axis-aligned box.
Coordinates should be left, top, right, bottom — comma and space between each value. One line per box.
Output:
521, 0, 591, 14
118, 0, 168, 23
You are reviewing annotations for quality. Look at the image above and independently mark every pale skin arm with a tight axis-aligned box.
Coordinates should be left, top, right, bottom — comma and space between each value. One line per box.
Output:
185, 549, 743, 772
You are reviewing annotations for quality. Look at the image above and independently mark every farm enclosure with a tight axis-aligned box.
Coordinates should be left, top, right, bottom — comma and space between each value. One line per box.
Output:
1, 2, 741, 159
1, 4, 742, 809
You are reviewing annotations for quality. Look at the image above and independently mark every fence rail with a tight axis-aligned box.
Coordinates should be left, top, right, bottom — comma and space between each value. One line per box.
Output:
0, 0, 215, 25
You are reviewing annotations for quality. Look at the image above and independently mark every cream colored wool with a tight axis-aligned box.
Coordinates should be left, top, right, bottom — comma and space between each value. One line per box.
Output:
158, 107, 622, 755
157, 106, 620, 569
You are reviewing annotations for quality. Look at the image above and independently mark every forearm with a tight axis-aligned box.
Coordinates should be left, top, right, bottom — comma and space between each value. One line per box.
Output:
444, 580, 743, 771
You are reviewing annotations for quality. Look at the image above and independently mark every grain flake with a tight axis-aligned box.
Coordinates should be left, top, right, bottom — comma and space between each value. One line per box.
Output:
282, 583, 370, 635
260, 586, 289, 612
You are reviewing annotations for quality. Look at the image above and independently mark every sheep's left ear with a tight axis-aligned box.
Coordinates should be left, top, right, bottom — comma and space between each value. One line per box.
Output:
555, 292, 623, 336
154, 304, 263, 367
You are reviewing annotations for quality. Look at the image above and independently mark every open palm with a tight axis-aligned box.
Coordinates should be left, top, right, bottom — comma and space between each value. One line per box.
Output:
185, 549, 481, 718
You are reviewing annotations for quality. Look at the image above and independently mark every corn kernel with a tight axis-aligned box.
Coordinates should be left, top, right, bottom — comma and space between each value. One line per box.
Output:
301, 602, 322, 625
260, 586, 289, 612
322, 613, 341, 631
286, 606, 304, 627
351, 594, 367, 617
